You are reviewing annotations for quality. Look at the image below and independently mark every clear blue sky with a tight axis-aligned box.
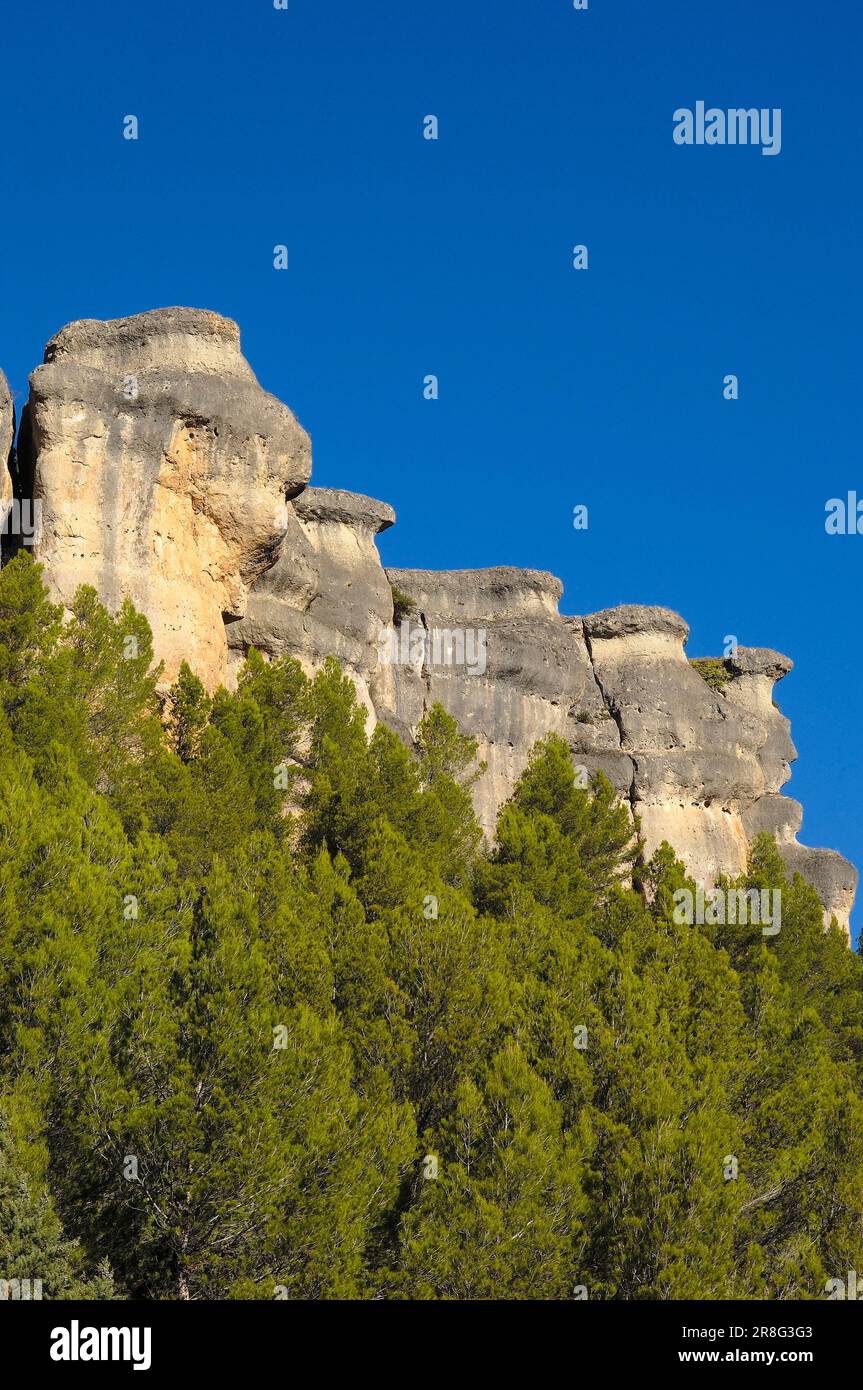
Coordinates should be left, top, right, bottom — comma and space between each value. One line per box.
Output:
1, 0, 860, 942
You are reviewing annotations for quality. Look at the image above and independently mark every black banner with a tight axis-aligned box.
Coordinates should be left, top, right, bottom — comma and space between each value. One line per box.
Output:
6, 1297, 859, 1376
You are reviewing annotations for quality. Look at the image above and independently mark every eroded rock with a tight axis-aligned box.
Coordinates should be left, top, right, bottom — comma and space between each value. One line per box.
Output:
225, 485, 861, 937
382, 567, 629, 833
19, 308, 311, 688
227, 486, 395, 722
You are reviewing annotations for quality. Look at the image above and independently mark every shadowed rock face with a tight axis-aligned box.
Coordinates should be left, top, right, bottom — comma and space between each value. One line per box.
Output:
18, 309, 311, 688
380, 567, 629, 825
226, 487, 396, 722
4, 310, 856, 937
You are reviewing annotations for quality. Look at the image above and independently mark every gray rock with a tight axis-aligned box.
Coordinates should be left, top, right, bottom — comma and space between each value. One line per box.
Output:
742, 793, 804, 842
727, 646, 794, 680
583, 605, 690, 641
780, 843, 858, 933
232, 518, 859, 938
228, 487, 397, 723
295, 487, 395, 533
382, 568, 632, 827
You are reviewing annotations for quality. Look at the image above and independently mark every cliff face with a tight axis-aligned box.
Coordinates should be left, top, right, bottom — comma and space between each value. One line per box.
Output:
5, 309, 857, 936
227, 487, 396, 725
17, 309, 310, 688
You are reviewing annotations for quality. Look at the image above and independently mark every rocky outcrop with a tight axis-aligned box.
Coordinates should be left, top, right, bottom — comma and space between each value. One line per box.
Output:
4, 308, 856, 937
578, 611, 856, 924
227, 487, 396, 722
17, 309, 311, 688
378, 567, 629, 827
580, 610, 789, 880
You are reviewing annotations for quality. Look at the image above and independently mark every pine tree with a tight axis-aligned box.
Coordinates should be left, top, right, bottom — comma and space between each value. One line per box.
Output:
393, 1046, 589, 1299
0, 1109, 114, 1300
167, 662, 212, 763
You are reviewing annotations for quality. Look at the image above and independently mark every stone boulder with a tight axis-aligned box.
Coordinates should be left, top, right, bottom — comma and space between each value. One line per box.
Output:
581, 609, 789, 883
227, 486, 857, 934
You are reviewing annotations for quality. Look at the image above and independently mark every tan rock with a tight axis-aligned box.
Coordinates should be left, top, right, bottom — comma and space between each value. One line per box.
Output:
18, 309, 310, 688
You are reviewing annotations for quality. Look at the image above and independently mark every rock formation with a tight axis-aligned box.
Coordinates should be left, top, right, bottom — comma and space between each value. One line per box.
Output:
17, 309, 310, 688
3, 308, 856, 937
227, 487, 396, 724
231, 504, 857, 937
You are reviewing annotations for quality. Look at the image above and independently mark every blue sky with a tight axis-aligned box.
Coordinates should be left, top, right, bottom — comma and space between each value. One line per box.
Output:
1, 0, 860, 942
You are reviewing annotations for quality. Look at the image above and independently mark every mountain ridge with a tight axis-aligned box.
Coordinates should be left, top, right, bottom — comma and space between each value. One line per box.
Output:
3, 307, 856, 936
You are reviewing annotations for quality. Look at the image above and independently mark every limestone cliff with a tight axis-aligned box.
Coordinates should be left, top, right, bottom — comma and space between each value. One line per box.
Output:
227, 487, 396, 725
4, 308, 856, 936
17, 309, 310, 688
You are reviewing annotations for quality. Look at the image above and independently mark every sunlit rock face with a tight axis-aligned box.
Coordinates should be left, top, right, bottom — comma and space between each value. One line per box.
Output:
3, 310, 855, 937
580, 610, 792, 884
18, 309, 311, 688
575, 612, 858, 929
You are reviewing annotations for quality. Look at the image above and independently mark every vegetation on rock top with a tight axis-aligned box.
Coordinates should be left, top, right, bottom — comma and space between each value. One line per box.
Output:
690, 656, 734, 693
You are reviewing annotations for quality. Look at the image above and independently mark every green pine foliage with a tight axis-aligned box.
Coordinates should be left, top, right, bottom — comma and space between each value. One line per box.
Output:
0, 551, 862, 1300
689, 657, 733, 693
0, 1110, 115, 1300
